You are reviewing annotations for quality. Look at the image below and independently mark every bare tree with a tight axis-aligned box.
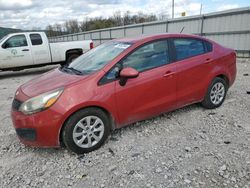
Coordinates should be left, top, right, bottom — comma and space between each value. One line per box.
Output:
54, 24, 63, 35
113, 11, 123, 26
123, 11, 131, 25
79, 20, 87, 32
45, 12, 159, 35
45, 25, 54, 37
65, 20, 80, 33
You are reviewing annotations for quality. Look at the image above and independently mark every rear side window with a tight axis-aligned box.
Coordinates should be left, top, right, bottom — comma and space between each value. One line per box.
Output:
173, 38, 205, 61
204, 41, 213, 52
30, 34, 43, 45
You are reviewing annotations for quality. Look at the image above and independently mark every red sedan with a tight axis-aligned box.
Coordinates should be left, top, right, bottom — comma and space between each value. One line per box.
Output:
11, 34, 236, 154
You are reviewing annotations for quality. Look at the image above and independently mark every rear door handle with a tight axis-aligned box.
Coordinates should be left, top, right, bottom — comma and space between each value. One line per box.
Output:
22, 49, 29, 52
163, 71, 175, 77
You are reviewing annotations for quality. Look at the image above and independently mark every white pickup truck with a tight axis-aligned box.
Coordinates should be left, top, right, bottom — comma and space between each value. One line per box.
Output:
0, 32, 93, 71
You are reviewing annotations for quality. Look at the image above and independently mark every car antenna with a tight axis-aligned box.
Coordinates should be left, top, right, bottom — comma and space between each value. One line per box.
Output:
180, 27, 185, 33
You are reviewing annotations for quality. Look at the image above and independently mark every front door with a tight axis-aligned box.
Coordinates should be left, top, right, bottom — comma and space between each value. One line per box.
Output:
114, 40, 177, 127
0, 34, 33, 69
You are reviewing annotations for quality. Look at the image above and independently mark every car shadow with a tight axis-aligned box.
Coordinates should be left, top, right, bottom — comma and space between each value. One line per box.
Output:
0, 66, 58, 79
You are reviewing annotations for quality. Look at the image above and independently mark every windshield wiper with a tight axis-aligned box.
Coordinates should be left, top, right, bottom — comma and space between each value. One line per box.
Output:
62, 66, 83, 75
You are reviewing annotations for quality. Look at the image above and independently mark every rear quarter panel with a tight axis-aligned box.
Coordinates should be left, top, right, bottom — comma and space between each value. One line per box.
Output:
202, 43, 236, 97
212, 43, 236, 84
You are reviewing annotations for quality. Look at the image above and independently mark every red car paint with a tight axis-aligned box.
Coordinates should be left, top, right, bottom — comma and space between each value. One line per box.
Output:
11, 34, 236, 147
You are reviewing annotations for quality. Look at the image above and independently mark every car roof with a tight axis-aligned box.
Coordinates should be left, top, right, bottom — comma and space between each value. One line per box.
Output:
114, 33, 209, 43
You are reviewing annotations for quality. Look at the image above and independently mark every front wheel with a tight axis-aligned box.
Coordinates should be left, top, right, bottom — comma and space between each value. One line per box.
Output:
201, 77, 228, 109
62, 108, 111, 154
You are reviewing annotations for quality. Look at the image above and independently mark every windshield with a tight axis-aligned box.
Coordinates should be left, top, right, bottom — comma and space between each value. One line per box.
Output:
66, 41, 132, 74
0, 35, 9, 43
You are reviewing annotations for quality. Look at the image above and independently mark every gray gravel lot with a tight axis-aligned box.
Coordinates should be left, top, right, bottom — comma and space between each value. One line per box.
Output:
0, 60, 249, 188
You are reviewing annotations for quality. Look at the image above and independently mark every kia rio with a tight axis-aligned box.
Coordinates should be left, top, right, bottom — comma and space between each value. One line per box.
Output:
11, 34, 236, 154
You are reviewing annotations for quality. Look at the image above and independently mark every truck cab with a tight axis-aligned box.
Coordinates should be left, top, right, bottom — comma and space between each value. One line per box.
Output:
0, 32, 93, 71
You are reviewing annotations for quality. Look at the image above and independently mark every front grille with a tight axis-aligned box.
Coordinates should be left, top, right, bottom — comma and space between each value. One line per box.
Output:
12, 99, 22, 111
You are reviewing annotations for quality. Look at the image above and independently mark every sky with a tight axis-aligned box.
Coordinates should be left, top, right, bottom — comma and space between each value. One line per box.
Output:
0, 0, 249, 30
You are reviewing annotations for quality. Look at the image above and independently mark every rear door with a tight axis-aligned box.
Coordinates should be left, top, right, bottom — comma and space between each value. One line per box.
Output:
29, 33, 51, 64
171, 37, 214, 107
0, 34, 33, 69
113, 40, 177, 126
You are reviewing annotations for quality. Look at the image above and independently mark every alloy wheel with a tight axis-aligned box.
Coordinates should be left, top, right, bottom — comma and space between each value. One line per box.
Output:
72, 116, 104, 148
210, 82, 225, 105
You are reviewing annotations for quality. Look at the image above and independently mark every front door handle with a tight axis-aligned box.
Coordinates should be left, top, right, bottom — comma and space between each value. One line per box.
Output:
163, 71, 175, 77
22, 49, 29, 52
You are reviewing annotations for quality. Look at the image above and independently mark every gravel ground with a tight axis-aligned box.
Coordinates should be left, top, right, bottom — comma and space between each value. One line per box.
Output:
0, 59, 249, 188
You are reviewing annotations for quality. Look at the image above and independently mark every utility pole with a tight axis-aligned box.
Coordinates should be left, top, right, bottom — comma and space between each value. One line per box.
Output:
172, 0, 174, 19
200, 3, 203, 15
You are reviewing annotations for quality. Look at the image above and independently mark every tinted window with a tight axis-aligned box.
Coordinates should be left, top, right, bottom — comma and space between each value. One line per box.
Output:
205, 41, 213, 52
3, 35, 27, 48
30, 34, 43, 45
122, 40, 170, 72
99, 65, 121, 84
173, 38, 205, 61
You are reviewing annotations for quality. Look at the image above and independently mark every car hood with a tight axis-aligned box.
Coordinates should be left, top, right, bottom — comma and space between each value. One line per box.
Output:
20, 68, 88, 98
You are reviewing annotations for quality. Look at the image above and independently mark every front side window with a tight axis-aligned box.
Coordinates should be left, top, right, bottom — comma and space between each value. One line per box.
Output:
3, 35, 27, 48
204, 41, 213, 52
98, 64, 122, 84
65, 41, 132, 75
122, 40, 170, 72
173, 38, 205, 61
30, 34, 43, 45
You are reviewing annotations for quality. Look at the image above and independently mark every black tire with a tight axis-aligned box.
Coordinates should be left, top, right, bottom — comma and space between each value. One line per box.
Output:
201, 77, 228, 109
66, 54, 80, 64
62, 108, 111, 154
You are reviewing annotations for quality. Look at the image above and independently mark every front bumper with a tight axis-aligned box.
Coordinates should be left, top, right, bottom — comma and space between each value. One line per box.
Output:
11, 108, 63, 147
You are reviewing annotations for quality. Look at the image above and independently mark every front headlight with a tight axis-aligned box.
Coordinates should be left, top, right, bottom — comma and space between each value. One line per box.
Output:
19, 88, 64, 115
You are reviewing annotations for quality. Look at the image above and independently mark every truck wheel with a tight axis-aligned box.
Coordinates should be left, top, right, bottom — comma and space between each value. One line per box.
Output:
201, 77, 228, 109
62, 108, 111, 154
66, 54, 79, 64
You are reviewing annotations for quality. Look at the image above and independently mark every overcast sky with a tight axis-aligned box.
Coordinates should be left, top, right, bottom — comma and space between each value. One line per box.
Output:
0, 0, 249, 30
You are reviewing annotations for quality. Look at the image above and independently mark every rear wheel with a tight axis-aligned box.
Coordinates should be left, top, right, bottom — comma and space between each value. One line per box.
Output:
62, 108, 110, 154
201, 77, 228, 109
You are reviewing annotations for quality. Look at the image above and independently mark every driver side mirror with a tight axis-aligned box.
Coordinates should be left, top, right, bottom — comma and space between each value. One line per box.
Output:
119, 67, 139, 86
120, 67, 139, 78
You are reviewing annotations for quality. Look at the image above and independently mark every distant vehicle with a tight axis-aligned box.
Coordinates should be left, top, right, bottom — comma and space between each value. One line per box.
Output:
11, 34, 236, 154
0, 32, 93, 71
